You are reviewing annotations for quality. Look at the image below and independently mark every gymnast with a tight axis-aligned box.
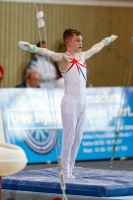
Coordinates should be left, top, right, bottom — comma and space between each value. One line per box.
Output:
18, 28, 117, 178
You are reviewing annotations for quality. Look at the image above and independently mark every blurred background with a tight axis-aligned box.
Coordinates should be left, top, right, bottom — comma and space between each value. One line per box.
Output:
0, 0, 133, 88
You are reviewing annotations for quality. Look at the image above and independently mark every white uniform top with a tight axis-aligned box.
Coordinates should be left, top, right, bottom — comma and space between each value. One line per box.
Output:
60, 53, 87, 98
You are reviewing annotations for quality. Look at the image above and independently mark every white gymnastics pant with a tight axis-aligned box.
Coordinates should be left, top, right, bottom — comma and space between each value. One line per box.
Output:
61, 95, 86, 176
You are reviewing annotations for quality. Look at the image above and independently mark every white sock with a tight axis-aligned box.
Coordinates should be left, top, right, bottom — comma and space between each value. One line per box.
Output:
64, 175, 70, 178
70, 174, 76, 178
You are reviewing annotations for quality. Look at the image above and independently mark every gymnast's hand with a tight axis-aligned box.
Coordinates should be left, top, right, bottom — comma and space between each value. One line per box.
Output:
109, 35, 118, 42
18, 41, 33, 51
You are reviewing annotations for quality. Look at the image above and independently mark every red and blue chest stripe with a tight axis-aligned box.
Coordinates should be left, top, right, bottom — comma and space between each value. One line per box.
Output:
61, 54, 87, 81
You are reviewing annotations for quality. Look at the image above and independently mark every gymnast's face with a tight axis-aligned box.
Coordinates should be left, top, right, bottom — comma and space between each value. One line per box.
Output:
66, 34, 83, 52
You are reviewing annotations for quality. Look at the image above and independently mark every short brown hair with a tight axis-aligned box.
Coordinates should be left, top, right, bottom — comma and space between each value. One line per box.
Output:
36, 41, 46, 47
63, 29, 81, 42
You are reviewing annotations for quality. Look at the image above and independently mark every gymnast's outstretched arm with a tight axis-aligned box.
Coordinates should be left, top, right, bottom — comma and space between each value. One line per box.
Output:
81, 35, 118, 60
18, 41, 64, 62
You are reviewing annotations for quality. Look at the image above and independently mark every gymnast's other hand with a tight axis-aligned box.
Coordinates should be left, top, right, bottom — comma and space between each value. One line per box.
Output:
18, 41, 33, 51
109, 35, 118, 42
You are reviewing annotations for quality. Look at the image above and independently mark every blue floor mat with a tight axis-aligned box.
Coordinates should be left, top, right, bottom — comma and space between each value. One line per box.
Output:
2, 167, 133, 197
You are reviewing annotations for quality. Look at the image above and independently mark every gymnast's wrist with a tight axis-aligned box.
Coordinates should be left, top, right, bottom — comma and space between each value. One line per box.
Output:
29, 44, 37, 53
102, 37, 111, 46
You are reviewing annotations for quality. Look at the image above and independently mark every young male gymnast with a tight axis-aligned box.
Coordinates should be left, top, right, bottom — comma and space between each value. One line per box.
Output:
18, 28, 118, 178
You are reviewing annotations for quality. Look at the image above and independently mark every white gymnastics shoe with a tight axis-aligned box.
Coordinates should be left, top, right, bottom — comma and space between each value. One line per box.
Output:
70, 174, 76, 179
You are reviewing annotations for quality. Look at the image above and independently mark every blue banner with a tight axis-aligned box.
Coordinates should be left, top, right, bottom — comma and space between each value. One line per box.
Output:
0, 87, 133, 163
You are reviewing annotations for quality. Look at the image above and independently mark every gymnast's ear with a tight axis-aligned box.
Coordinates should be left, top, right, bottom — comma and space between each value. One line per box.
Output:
65, 40, 70, 46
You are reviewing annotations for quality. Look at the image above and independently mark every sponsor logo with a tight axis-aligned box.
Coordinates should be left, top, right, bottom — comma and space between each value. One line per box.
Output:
7, 97, 59, 154
22, 129, 58, 154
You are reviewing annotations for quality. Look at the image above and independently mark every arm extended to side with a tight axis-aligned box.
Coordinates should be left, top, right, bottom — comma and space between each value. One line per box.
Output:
81, 35, 118, 60
18, 41, 64, 62
18, 34, 118, 63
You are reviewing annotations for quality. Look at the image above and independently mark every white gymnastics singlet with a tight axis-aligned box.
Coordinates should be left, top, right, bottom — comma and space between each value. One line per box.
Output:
60, 53, 87, 98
